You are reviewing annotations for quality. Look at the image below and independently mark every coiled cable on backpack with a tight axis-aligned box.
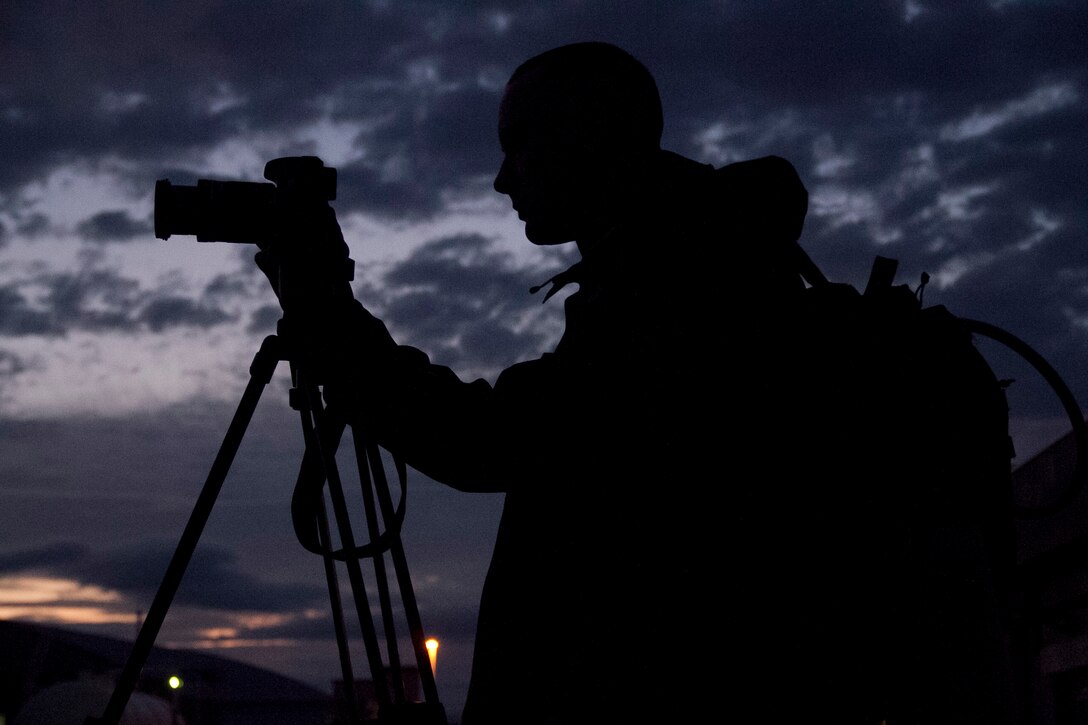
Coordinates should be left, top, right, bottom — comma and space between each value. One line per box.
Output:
962, 318, 1088, 519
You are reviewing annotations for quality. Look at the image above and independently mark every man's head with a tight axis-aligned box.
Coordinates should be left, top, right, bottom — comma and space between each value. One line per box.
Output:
493, 42, 663, 246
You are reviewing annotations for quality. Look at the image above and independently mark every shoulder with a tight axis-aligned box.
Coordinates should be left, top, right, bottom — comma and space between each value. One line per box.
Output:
494, 353, 560, 391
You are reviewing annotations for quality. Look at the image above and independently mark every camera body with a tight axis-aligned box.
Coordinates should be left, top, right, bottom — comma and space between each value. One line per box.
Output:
155, 156, 337, 244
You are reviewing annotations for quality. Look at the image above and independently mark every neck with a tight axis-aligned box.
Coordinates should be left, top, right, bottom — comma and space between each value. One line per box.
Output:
573, 149, 664, 256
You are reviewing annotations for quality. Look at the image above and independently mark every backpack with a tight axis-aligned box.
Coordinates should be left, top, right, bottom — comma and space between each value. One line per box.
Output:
783, 245, 1086, 722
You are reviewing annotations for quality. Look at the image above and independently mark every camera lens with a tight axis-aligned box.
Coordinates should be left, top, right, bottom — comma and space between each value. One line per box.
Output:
154, 178, 276, 243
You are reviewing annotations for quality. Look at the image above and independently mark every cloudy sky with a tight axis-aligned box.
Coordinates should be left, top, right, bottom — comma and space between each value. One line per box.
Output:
1, 0, 1086, 719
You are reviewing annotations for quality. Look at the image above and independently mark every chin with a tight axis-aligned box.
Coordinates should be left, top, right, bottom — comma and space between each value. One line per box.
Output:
524, 220, 576, 246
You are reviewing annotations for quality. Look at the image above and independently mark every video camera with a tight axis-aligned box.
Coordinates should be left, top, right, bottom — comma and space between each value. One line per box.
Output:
154, 156, 337, 244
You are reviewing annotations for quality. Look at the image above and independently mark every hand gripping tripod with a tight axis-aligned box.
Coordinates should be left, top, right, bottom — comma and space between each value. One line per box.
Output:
87, 157, 446, 725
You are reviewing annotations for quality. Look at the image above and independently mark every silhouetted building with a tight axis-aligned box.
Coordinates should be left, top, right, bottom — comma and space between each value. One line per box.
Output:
1012, 419, 1088, 725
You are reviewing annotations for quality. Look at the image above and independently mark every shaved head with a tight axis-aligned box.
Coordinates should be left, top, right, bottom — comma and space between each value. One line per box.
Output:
494, 43, 664, 247
507, 41, 664, 155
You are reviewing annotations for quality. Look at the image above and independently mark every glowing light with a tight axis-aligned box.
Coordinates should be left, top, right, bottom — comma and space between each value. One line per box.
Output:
168, 676, 183, 689
425, 638, 439, 676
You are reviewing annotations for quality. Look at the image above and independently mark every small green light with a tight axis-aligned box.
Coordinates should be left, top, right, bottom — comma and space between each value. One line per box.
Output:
168, 675, 183, 689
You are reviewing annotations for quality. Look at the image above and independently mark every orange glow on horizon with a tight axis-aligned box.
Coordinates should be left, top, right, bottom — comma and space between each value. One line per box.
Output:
160, 637, 298, 650
0, 575, 131, 625
0, 605, 137, 625
198, 627, 241, 640
231, 612, 292, 628
1, 575, 310, 653
0, 575, 121, 604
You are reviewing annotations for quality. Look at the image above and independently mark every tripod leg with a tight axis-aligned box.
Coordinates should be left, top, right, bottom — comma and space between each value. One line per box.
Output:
292, 395, 370, 723
314, 488, 362, 724
287, 370, 446, 722
296, 373, 394, 715
364, 441, 443, 709
351, 431, 408, 704
87, 336, 283, 725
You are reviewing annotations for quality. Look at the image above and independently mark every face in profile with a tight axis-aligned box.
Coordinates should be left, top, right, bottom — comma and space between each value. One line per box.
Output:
493, 75, 613, 246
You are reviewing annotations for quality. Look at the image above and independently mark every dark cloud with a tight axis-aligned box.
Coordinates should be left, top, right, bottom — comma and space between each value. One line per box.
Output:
247, 303, 283, 335
204, 273, 251, 298
1, 1, 1084, 209
0, 538, 325, 612
15, 212, 50, 238
637, 1, 1088, 130
0, 268, 244, 336
4, 1, 1084, 243
0, 542, 88, 573
376, 233, 567, 372
334, 164, 448, 222
333, 83, 503, 220
0, 284, 59, 335
139, 295, 234, 332
76, 209, 152, 243
45, 268, 143, 332
0, 1, 507, 215
0, 348, 28, 378
90, 540, 326, 611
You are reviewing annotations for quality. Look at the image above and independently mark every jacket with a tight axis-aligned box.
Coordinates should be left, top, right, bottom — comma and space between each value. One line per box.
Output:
333, 150, 811, 723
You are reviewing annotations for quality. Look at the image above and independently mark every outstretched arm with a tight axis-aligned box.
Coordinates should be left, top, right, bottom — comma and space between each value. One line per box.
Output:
254, 207, 563, 494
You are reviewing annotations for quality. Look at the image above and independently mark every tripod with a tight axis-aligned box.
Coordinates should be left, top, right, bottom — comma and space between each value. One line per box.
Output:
87, 330, 446, 725
88, 158, 446, 725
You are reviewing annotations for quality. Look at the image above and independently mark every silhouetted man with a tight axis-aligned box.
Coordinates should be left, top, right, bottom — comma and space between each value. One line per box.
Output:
262, 42, 1014, 724
317, 42, 803, 723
